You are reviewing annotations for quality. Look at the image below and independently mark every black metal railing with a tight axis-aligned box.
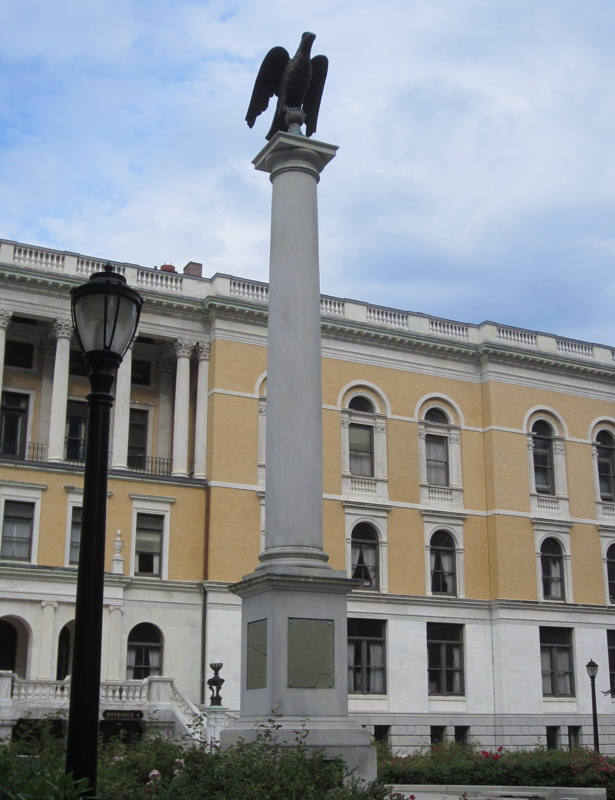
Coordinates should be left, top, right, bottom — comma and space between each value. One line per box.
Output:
0, 441, 48, 462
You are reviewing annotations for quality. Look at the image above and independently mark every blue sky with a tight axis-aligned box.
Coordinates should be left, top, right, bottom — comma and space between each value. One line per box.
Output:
1, 0, 614, 344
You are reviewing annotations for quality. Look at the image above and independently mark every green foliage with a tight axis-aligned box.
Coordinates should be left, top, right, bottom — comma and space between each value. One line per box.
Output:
378, 741, 615, 800
1, 719, 387, 800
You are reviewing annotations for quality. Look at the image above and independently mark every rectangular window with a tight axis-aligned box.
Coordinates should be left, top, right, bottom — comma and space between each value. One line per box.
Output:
135, 513, 163, 576
65, 400, 88, 462
69, 349, 88, 377
454, 726, 469, 746
608, 630, 615, 693
349, 424, 374, 477
546, 725, 560, 749
0, 392, 29, 458
347, 618, 386, 694
426, 434, 449, 486
69, 506, 82, 565
568, 726, 581, 749
5, 341, 34, 369
430, 726, 446, 745
540, 627, 574, 697
127, 409, 148, 470
427, 622, 464, 696
0, 501, 34, 561
131, 360, 152, 387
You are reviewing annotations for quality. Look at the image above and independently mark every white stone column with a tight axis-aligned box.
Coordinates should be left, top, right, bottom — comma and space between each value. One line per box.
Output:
47, 319, 72, 462
0, 309, 12, 401
193, 341, 210, 479
37, 340, 55, 447
255, 135, 337, 571
222, 135, 376, 782
38, 601, 58, 679
111, 342, 134, 469
157, 357, 174, 463
172, 339, 193, 477
106, 605, 124, 681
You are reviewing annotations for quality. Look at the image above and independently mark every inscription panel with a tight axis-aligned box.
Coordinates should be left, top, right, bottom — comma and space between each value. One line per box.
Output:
287, 618, 334, 689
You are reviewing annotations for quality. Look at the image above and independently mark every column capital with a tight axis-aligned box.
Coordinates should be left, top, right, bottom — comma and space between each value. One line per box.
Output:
196, 341, 211, 361
41, 600, 58, 610
175, 338, 195, 358
253, 133, 338, 180
53, 318, 73, 340
0, 309, 12, 329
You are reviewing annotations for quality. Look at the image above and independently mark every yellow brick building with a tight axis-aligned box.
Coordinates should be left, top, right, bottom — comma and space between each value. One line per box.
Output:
1, 237, 615, 751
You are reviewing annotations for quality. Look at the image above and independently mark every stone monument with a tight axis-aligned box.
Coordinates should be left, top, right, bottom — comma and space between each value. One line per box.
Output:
220, 36, 377, 781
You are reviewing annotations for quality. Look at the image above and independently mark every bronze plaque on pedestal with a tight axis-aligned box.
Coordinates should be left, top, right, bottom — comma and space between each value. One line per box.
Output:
287, 618, 334, 688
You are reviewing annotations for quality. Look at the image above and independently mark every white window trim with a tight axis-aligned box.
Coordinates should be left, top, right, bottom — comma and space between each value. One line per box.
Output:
344, 501, 390, 593
257, 396, 266, 489
129, 494, 175, 580
533, 519, 573, 603
0, 480, 46, 565
341, 408, 388, 498
418, 416, 463, 509
422, 510, 466, 599
64, 488, 83, 567
599, 526, 615, 605
527, 417, 569, 516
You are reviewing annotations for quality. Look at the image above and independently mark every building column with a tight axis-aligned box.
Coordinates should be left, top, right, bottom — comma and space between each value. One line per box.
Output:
106, 605, 124, 681
111, 342, 134, 470
172, 339, 193, 477
38, 601, 58, 679
37, 340, 55, 447
0, 309, 13, 401
157, 357, 174, 463
193, 342, 210, 479
47, 319, 72, 462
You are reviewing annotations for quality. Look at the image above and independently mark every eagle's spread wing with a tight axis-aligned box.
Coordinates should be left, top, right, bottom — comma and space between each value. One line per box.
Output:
302, 55, 328, 137
245, 46, 289, 128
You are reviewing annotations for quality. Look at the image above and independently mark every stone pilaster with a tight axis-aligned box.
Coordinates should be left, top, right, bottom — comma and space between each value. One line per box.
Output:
38, 601, 58, 679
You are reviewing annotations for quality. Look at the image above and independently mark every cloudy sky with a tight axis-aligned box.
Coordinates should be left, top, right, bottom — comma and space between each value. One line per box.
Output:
1, 0, 614, 344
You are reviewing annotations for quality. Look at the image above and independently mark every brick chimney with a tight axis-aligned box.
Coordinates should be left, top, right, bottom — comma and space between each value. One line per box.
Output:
183, 261, 203, 277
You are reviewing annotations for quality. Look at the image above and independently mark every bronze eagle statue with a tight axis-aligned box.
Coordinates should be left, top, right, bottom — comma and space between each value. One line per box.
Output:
245, 32, 328, 140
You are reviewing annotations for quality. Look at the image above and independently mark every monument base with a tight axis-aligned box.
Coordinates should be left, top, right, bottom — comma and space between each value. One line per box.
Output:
221, 568, 377, 782
220, 715, 377, 783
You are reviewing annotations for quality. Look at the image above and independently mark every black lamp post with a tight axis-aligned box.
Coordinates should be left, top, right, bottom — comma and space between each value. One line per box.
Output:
65, 264, 142, 797
586, 659, 600, 752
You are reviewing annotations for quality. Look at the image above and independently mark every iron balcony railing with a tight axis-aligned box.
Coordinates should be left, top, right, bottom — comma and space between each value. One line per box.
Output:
0, 441, 48, 462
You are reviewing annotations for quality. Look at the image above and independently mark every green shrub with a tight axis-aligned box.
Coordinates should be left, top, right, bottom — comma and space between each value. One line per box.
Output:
1, 721, 388, 800
378, 741, 615, 800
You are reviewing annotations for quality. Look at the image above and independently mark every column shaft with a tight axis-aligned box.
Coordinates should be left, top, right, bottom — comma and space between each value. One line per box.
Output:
111, 344, 133, 469
193, 342, 210, 479
172, 340, 193, 477
0, 309, 12, 402
47, 320, 72, 462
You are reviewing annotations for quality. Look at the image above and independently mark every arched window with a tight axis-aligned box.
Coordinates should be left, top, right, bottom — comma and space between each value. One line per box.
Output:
351, 523, 379, 590
541, 538, 565, 600
597, 431, 615, 501
532, 421, 555, 495
348, 396, 375, 477
0, 619, 17, 671
349, 396, 374, 413
425, 408, 450, 487
56, 622, 74, 680
430, 530, 456, 595
126, 623, 163, 680
607, 544, 615, 603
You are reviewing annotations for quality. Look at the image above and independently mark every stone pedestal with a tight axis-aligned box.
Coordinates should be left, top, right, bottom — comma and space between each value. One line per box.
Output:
220, 133, 376, 782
